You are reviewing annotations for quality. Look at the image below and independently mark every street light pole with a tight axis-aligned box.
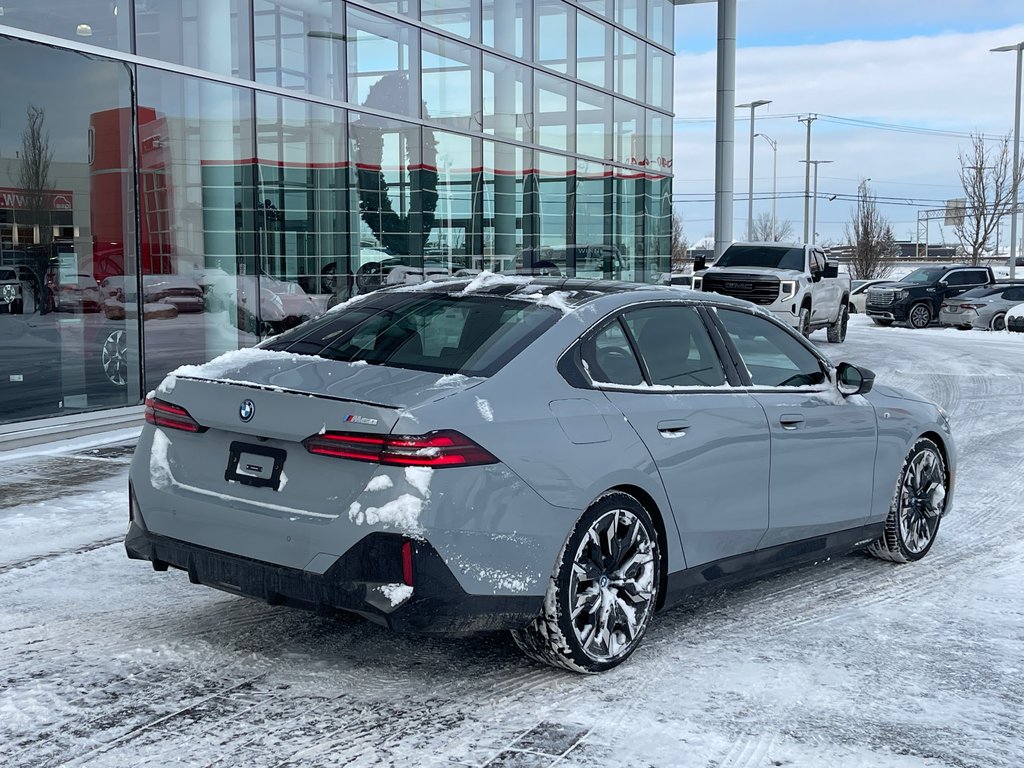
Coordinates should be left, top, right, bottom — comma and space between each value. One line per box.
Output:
800, 159, 833, 244
992, 42, 1024, 280
756, 133, 777, 240
737, 99, 771, 241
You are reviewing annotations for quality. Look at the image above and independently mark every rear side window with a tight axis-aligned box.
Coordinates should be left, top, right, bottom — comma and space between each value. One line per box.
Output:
623, 305, 726, 387
1003, 286, 1024, 302
581, 320, 644, 385
264, 294, 558, 376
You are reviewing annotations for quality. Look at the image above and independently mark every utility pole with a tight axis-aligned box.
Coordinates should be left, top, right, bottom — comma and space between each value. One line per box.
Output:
800, 159, 833, 244
798, 114, 817, 244
738, 99, 771, 241
991, 42, 1023, 279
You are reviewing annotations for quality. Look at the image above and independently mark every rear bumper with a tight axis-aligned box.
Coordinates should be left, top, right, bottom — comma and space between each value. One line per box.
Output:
938, 308, 978, 329
125, 523, 542, 634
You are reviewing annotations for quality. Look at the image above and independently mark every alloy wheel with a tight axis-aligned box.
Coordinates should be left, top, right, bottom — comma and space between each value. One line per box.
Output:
101, 329, 128, 387
909, 304, 931, 328
897, 448, 945, 555
568, 507, 657, 663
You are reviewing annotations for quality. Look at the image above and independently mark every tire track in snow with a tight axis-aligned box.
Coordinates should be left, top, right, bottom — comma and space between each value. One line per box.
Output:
0, 536, 122, 576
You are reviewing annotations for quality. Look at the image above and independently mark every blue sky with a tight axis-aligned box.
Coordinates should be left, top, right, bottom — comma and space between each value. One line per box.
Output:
671, 2, 1024, 247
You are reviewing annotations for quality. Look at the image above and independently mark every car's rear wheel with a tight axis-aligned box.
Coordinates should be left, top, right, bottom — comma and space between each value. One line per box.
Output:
990, 312, 1007, 332
511, 492, 660, 673
866, 437, 947, 563
827, 303, 849, 343
907, 302, 932, 329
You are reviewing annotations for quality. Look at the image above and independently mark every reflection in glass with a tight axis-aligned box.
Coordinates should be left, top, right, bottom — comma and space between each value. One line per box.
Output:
615, 169, 644, 281
535, 0, 573, 76
0, 0, 132, 52
645, 175, 672, 280
137, 67, 258, 392
430, 132, 480, 273
347, 7, 421, 119
535, 73, 574, 152
614, 30, 644, 101
648, 46, 674, 112
578, 0, 612, 19
357, 0, 419, 17
646, 111, 673, 173
577, 12, 611, 90
482, 141, 531, 272
135, 0, 252, 78
0, 38, 135, 423
576, 159, 612, 257
422, 0, 477, 40
536, 153, 569, 258
616, 0, 646, 35
614, 99, 643, 165
482, 0, 531, 60
483, 55, 532, 143
422, 34, 481, 132
648, 0, 675, 49
576, 86, 612, 161
253, 0, 345, 100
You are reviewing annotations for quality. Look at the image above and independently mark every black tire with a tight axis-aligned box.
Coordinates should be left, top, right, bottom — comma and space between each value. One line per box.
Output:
826, 302, 849, 343
511, 491, 661, 673
11, 298, 24, 315
355, 261, 382, 292
798, 306, 811, 337
990, 312, 1007, 332
871, 317, 894, 327
866, 437, 947, 563
848, 302, 858, 314
906, 302, 932, 329
320, 262, 338, 294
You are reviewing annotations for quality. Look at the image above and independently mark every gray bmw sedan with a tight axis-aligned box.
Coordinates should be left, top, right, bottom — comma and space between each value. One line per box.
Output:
126, 276, 956, 672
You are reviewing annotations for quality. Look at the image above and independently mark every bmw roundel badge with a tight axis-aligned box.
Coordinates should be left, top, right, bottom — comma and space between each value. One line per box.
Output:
239, 399, 256, 422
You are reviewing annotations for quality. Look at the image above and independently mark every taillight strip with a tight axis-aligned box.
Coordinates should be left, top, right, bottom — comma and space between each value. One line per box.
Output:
303, 430, 498, 468
145, 397, 207, 433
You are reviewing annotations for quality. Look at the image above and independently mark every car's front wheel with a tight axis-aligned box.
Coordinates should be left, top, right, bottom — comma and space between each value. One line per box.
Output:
907, 302, 932, 329
511, 492, 661, 673
866, 437, 947, 563
827, 303, 849, 343
798, 306, 811, 337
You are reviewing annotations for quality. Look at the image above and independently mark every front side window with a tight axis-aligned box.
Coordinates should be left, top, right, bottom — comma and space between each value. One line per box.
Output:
717, 309, 826, 388
623, 306, 726, 387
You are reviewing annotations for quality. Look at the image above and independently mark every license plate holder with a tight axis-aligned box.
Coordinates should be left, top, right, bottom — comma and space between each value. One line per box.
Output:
225, 442, 287, 490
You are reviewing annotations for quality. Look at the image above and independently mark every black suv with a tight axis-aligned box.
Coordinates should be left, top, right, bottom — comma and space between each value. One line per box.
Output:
865, 265, 995, 329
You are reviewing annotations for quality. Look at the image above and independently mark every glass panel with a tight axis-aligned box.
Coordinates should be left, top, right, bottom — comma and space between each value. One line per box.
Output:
624, 306, 726, 387
535, 0, 573, 76
253, 0, 345, 100
648, 0, 675, 49
534, 153, 569, 262
616, 0, 645, 35
614, 30, 644, 101
422, 0, 477, 40
535, 72, 574, 152
483, 54, 532, 143
578, 0, 612, 19
583, 320, 644, 385
347, 6, 421, 119
422, 33, 481, 132
577, 12, 611, 90
647, 46, 673, 112
0, 0, 132, 52
576, 159, 613, 254
614, 168, 644, 280
483, 0, 531, 59
256, 93, 353, 317
0, 38, 135, 423
645, 174, 672, 281
430, 132, 479, 273
137, 67, 259, 392
614, 98, 643, 165
717, 309, 827, 387
577, 86, 612, 161
482, 141, 530, 272
646, 110, 672, 172
356, 0, 419, 17
135, 0, 251, 78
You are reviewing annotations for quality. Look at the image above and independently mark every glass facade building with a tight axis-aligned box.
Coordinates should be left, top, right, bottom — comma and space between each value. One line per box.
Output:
0, 0, 674, 428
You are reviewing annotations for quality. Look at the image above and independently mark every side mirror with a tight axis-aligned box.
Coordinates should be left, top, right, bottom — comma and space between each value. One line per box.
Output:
692, 255, 707, 272
824, 262, 839, 279
836, 362, 875, 396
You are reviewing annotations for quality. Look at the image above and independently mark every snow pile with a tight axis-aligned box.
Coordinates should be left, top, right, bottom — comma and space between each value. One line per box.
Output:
475, 397, 494, 422
458, 270, 532, 294
156, 374, 177, 395
149, 430, 173, 490
347, 495, 424, 534
364, 475, 394, 493
434, 373, 472, 388
404, 467, 433, 498
379, 583, 414, 607
170, 347, 309, 381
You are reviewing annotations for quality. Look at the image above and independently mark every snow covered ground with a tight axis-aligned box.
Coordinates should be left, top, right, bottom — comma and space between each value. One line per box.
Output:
2, 315, 1023, 767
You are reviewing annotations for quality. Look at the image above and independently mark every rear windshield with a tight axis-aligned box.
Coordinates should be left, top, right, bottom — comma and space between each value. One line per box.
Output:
715, 245, 805, 271
262, 292, 558, 376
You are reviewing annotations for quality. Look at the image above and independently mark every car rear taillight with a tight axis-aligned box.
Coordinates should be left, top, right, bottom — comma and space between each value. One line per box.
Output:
959, 303, 983, 310
303, 430, 498, 467
144, 397, 206, 433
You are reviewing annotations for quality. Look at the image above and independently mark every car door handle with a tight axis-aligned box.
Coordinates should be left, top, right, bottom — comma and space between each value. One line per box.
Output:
779, 414, 805, 430
657, 420, 690, 437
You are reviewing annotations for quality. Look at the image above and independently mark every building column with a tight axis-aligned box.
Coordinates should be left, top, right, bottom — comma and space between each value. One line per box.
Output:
713, 0, 736, 259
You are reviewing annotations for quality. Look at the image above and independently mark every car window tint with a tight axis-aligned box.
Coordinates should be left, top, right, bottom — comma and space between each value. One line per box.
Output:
1003, 286, 1024, 302
622, 305, 726, 387
716, 309, 826, 387
967, 270, 989, 285
581, 320, 644, 385
264, 293, 558, 376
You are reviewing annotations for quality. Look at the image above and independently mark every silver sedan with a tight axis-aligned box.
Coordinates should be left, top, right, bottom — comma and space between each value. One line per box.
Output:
940, 283, 1024, 330
126, 277, 956, 672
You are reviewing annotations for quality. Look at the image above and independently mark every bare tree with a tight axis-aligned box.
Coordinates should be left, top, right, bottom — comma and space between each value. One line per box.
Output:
18, 105, 54, 247
670, 208, 688, 271
750, 212, 794, 242
845, 180, 898, 280
954, 132, 1023, 264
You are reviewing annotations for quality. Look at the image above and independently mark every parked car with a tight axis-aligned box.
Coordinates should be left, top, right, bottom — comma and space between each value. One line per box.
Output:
46, 271, 102, 313
197, 267, 320, 335
1007, 303, 1024, 333
0, 266, 25, 314
848, 279, 892, 314
866, 265, 995, 328
127, 277, 955, 673
692, 242, 851, 341
938, 282, 1024, 331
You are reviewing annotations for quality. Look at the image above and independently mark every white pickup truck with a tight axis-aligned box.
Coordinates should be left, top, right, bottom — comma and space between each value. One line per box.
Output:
691, 242, 851, 342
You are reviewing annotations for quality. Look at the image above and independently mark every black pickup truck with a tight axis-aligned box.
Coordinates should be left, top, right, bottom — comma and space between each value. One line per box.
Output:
865, 264, 995, 329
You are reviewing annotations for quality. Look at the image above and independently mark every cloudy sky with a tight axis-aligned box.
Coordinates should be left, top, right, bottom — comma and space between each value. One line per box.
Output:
672, 0, 1024, 249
